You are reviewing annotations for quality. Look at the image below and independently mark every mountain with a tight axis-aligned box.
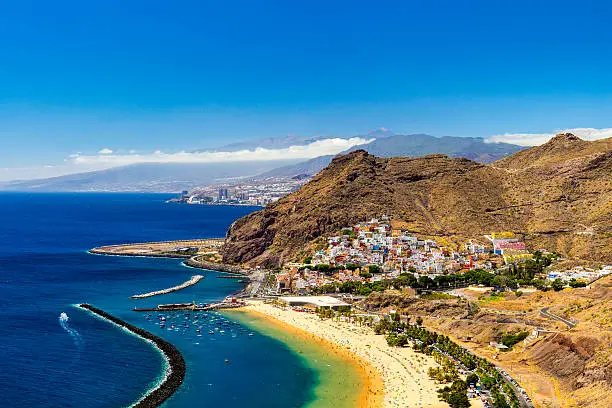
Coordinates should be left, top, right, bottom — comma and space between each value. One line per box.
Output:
345, 134, 522, 162
198, 128, 394, 153
256, 133, 522, 179
223, 133, 612, 266
2, 131, 522, 191
1, 161, 301, 192
254, 155, 335, 179
193, 134, 337, 152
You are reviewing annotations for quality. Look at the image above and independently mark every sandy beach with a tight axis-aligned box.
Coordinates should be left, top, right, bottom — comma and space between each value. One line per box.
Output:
238, 300, 450, 408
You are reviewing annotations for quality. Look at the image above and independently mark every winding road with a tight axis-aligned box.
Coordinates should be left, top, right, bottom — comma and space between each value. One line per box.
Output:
540, 307, 577, 329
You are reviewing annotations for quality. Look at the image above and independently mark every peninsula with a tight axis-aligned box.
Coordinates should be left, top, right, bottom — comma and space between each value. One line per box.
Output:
89, 238, 251, 275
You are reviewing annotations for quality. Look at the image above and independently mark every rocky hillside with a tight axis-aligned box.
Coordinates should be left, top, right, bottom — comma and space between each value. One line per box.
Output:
357, 277, 612, 408
222, 134, 611, 266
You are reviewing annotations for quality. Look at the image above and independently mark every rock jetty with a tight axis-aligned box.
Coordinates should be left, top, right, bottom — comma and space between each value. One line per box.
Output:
78, 304, 186, 408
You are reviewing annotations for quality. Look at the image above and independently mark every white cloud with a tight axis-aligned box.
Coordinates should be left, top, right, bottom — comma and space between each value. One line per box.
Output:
0, 137, 373, 182
486, 127, 612, 146
67, 137, 373, 167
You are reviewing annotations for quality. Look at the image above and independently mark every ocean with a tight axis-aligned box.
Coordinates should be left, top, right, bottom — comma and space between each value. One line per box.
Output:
0, 193, 320, 408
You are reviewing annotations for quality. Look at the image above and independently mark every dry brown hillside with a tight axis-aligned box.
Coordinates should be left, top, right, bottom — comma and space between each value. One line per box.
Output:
358, 276, 612, 408
222, 134, 612, 266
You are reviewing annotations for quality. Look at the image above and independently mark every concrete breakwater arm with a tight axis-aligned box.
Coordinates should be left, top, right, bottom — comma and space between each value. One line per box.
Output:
131, 275, 204, 299
77, 304, 185, 408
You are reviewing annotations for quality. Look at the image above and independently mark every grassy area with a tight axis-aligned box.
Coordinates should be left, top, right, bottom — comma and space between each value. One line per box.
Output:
479, 294, 505, 303
420, 292, 458, 300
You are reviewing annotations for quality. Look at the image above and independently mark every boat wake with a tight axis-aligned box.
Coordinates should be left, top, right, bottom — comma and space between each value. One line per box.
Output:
59, 312, 83, 350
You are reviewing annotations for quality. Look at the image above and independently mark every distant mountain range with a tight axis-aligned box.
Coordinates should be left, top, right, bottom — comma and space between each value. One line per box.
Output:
193, 134, 334, 152
257, 133, 522, 178
1, 132, 523, 192
0, 161, 300, 192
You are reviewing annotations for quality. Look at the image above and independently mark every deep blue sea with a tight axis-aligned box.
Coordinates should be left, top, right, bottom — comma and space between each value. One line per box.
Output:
0, 193, 314, 408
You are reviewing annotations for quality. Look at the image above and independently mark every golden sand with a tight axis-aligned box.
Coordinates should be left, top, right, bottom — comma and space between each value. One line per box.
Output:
231, 301, 449, 408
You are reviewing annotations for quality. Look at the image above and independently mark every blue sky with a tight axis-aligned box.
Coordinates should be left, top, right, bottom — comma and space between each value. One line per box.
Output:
1, 0, 611, 179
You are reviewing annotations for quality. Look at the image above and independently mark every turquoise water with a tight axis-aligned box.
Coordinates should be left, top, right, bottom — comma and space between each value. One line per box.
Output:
0, 193, 314, 407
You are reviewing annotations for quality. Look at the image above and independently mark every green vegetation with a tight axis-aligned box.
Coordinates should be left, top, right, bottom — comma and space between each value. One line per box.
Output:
428, 356, 460, 383
437, 380, 470, 408
420, 292, 457, 300
313, 269, 498, 295
341, 229, 357, 239
368, 264, 381, 274
569, 279, 587, 288
500, 331, 529, 348
465, 373, 479, 386
386, 332, 409, 347
551, 278, 565, 291
374, 319, 521, 408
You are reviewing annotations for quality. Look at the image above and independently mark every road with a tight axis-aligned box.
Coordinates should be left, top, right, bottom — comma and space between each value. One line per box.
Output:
243, 269, 269, 296
540, 307, 577, 329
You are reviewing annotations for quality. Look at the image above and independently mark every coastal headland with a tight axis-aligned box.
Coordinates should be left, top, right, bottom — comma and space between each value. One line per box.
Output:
89, 239, 251, 275
232, 300, 450, 408
89, 239, 224, 259
78, 304, 186, 408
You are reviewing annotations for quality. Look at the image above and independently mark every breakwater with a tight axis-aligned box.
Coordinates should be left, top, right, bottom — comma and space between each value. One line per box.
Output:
78, 304, 186, 408
133, 302, 245, 312
131, 275, 204, 299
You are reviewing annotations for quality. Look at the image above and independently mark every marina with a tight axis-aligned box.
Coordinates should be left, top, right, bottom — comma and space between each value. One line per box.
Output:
133, 300, 246, 312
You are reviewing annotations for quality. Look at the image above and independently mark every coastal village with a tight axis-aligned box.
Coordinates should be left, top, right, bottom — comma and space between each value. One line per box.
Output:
270, 216, 607, 296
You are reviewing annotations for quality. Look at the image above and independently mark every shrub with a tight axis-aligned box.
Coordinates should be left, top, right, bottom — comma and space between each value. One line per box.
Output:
500, 331, 529, 348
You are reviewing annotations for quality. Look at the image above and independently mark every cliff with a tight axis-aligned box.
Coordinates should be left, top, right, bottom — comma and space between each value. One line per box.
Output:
223, 134, 612, 266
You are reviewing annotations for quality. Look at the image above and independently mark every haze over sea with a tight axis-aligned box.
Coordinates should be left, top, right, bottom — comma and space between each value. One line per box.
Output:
0, 193, 319, 407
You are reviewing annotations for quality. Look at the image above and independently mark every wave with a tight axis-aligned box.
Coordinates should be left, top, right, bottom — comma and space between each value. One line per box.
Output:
59, 312, 84, 350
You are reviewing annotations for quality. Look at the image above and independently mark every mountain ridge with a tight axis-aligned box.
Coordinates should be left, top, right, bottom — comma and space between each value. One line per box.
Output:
2, 132, 523, 191
222, 134, 612, 265
255, 133, 523, 179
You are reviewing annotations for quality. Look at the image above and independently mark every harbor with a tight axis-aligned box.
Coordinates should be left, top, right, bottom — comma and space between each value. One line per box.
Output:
133, 299, 247, 312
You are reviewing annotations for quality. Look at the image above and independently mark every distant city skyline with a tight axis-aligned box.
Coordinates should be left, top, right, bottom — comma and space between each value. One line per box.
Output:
1, 1, 611, 180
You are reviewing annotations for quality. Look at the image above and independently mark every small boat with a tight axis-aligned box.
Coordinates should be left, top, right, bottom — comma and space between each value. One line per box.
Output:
248, 333, 254, 337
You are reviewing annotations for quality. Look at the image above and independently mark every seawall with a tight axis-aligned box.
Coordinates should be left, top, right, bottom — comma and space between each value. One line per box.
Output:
78, 304, 186, 408
131, 275, 204, 298
183, 257, 250, 275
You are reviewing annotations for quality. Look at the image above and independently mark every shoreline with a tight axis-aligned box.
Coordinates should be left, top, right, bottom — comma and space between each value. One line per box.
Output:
234, 301, 447, 408
230, 306, 384, 408
89, 239, 252, 276
131, 275, 204, 298
77, 304, 186, 408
